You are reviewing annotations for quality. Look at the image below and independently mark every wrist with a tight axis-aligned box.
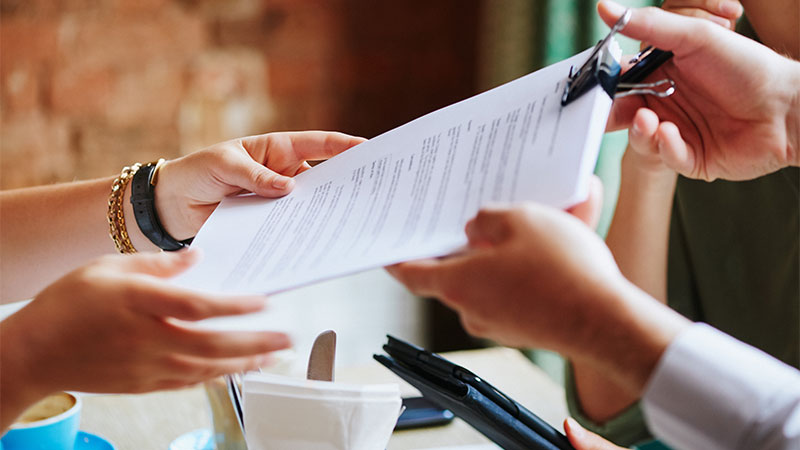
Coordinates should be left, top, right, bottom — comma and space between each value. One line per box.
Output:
621, 147, 677, 184
571, 279, 690, 396
122, 175, 161, 252
0, 314, 54, 428
129, 160, 192, 250
786, 60, 800, 167
152, 159, 195, 241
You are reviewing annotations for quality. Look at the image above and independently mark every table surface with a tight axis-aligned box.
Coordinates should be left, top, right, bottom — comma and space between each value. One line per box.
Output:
80, 347, 568, 449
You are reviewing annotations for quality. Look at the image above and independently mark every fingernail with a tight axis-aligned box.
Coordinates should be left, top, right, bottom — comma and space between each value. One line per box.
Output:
257, 354, 273, 367
719, 1, 743, 18
465, 219, 476, 236
176, 247, 202, 262
253, 296, 269, 308
631, 121, 641, 137
600, 0, 627, 17
708, 15, 731, 29
272, 177, 294, 190
565, 417, 586, 437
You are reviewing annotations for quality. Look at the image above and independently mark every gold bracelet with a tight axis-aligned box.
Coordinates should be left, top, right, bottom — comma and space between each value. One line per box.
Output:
107, 163, 142, 254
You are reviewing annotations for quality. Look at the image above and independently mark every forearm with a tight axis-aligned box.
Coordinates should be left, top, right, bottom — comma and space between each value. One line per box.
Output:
567, 280, 691, 400
571, 152, 677, 422
0, 177, 158, 302
605, 150, 677, 302
786, 59, 800, 168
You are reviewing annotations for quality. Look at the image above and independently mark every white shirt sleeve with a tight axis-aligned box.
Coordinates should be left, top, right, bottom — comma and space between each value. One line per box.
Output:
641, 323, 800, 450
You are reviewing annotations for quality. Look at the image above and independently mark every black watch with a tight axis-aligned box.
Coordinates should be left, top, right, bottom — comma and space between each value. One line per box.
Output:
130, 160, 193, 251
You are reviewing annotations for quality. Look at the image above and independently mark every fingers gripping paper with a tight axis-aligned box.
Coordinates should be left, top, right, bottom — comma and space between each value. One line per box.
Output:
174, 48, 614, 297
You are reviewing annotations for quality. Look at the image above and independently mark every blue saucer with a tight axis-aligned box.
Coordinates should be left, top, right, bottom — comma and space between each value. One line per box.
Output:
169, 429, 214, 450
75, 431, 115, 450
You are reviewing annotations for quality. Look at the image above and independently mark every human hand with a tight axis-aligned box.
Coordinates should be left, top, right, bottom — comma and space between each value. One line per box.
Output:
622, 0, 742, 177
1, 250, 290, 402
388, 178, 689, 392
564, 418, 627, 450
154, 131, 366, 240
387, 181, 629, 353
660, 0, 742, 30
603, 0, 800, 181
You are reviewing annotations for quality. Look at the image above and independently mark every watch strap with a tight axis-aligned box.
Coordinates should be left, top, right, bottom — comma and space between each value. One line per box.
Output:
130, 161, 193, 251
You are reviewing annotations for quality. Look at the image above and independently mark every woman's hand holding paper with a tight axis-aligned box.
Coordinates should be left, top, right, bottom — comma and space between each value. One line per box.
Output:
153, 131, 366, 242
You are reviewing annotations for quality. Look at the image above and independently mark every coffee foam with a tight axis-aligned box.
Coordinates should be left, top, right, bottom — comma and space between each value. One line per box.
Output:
16, 392, 76, 424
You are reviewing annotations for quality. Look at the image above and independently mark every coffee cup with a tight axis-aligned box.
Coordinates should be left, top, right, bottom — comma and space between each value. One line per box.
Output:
1, 392, 81, 450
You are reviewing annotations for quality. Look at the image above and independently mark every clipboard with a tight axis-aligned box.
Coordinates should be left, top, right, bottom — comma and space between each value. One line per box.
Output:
374, 335, 574, 450
561, 8, 676, 107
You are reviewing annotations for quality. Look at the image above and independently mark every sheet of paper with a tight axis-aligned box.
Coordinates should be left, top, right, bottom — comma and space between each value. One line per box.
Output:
174, 48, 612, 296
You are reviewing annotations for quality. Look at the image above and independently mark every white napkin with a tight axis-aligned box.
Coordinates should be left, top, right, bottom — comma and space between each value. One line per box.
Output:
243, 372, 402, 450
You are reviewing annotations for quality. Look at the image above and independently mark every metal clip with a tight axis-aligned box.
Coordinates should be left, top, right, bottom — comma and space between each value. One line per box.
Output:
561, 9, 631, 106
616, 79, 676, 98
562, 9, 677, 106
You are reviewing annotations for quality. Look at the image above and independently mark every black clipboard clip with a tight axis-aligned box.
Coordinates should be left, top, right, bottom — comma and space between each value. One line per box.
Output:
374, 335, 575, 450
561, 8, 676, 107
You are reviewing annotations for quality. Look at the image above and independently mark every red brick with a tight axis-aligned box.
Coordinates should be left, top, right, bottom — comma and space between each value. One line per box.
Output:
260, 2, 341, 58
57, 7, 207, 69
105, 62, 184, 127
50, 65, 115, 118
266, 58, 327, 98
1, 64, 40, 114
73, 123, 181, 179
179, 49, 272, 153
193, 0, 262, 20
0, 112, 73, 188
0, 18, 59, 74
112, 0, 171, 15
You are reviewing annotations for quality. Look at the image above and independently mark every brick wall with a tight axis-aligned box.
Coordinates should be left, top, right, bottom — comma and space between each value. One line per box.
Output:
1, 0, 481, 189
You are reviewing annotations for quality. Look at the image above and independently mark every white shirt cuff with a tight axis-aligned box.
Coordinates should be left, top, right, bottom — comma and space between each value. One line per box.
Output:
641, 323, 800, 450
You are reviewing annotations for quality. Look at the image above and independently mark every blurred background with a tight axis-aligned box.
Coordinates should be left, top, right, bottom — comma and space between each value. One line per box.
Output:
0, 0, 654, 373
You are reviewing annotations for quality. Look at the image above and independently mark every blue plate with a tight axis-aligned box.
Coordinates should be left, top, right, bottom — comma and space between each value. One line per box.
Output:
75, 431, 115, 450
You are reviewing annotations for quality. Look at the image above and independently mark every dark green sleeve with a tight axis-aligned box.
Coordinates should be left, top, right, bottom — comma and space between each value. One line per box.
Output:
563, 362, 653, 447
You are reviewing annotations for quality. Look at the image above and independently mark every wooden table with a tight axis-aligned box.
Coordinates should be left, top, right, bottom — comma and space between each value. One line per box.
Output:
80, 347, 568, 449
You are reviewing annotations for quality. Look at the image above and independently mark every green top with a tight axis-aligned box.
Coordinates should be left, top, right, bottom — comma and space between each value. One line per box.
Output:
567, 167, 800, 446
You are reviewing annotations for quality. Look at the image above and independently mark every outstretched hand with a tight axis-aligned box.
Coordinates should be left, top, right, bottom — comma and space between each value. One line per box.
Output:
387, 178, 625, 353
388, 177, 689, 391
0, 250, 290, 428
155, 131, 366, 240
602, 0, 799, 181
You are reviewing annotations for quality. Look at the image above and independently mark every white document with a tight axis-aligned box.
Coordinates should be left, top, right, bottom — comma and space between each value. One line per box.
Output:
175, 48, 613, 296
